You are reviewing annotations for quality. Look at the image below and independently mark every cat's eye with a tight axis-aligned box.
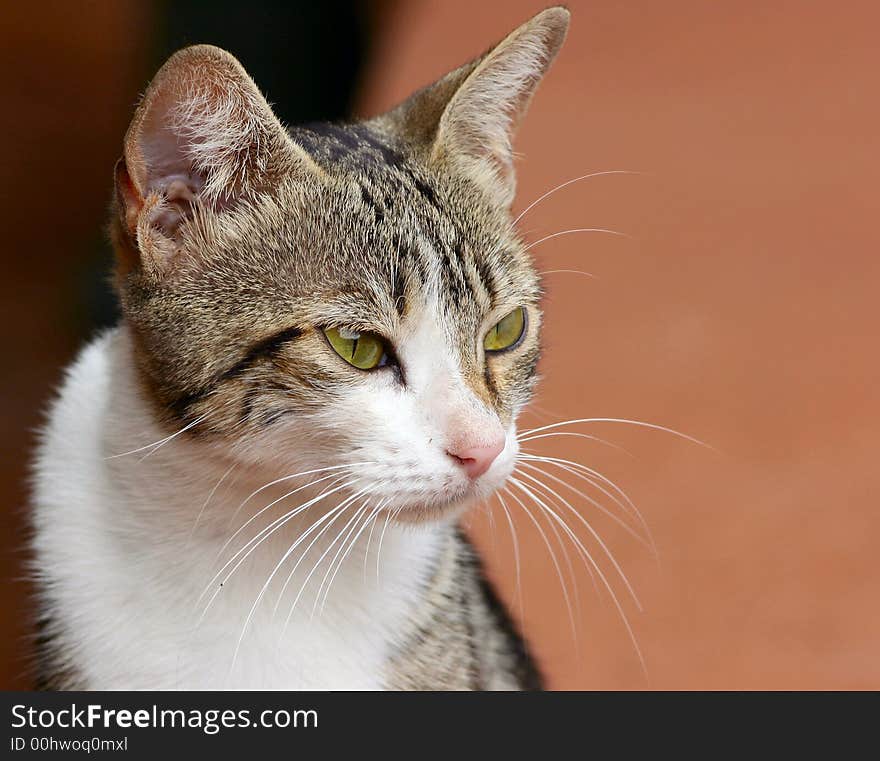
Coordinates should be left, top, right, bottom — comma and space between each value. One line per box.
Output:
324, 327, 389, 370
484, 307, 526, 353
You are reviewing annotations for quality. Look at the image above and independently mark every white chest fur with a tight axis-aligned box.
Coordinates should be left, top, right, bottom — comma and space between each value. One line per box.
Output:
31, 330, 445, 689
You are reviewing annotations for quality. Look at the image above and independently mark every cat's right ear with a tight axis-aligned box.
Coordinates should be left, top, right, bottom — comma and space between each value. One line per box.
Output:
378, 7, 569, 209
114, 44, 318, 277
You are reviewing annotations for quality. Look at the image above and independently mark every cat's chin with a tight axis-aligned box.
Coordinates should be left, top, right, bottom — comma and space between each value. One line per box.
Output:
387, 487, 497, 526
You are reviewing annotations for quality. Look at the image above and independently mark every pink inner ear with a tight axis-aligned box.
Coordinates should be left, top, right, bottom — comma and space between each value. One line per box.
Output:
139, 112, 206, 235
147, 175, 201, 237
132, 90, 218, 234
139, 91, 207, 197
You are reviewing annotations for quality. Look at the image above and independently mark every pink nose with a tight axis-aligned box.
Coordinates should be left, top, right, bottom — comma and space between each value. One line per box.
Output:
447, 437, 505, 479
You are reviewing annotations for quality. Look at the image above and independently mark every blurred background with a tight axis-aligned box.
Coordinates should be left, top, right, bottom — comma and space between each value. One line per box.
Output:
1, 1, 878, 689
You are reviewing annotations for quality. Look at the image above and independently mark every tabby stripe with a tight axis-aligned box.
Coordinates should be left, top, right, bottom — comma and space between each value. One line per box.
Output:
168, 326, 303, 420
220, 326, 304, 382
460, 253, 491, 309
398, 235, 430, 288
473, 255, 497, 306
446, 240, 474, 302
391, 265, 407, 316
359, 183, 385, 224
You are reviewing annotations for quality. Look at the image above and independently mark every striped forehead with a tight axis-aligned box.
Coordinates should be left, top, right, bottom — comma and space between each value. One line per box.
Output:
415, 231, 491, 308
286, 120, 538, 345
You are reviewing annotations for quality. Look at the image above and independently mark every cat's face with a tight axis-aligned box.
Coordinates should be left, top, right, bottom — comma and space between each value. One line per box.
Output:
112, 9, 569, 520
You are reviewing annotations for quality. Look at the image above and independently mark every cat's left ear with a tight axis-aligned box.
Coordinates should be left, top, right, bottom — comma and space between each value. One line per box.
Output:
114, 44, 319, 275
386, 7, 570, 207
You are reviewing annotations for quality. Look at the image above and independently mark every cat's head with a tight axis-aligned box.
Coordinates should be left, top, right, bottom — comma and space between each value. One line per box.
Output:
112, 7, 569, 520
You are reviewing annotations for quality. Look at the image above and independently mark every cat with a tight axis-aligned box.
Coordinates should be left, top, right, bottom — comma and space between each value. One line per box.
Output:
30, 7, 570, 690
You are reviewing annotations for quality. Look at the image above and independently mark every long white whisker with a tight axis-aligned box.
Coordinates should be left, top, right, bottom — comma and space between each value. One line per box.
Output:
524, 228, 631, 254
513, 170, 642, 225
218, 471, 351, 562
319, 499, 384, 614
502, 487, 579, 645
375, 505, 397, 581
518, 417, 714, 450
495, 492, 523, 617
505, 481, 587, 611
272, 491, 370, 621
540, 268, 596, 279
229, 489, 369, 671
186, 463, 236, 547
209, 472, 350, 581
516, 460, 650, 549
312, 501, 371, 617
518, 430, 634, 457
512, 470, 642, 611
520, 452, 641, 518
195, 478, 355, 615
518, 453, 654, 554
508, 477, 648, 681
106, 414, 208, 459
485, 497, 499, 554
227, 461, 375, 529
362, 502, 383, 582
282, 489, 373, 633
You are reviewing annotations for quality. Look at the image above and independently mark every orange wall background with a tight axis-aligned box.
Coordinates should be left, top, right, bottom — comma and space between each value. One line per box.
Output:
1, 2, 878, 689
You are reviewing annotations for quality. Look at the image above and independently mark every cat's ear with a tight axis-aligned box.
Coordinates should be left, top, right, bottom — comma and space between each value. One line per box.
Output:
386, 7, 569, 207
115, 44, 315, 275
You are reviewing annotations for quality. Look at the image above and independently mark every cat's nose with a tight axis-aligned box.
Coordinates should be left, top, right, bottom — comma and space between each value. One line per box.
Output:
447, 436, 505, 479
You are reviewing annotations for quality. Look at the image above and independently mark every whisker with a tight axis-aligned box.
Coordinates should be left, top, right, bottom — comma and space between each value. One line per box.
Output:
512, 470, 642, 610
282, 489, 374, 633
186, 463, 237, 548
520, 401, 567, 424
528, 486, 586, 622
272, 491, 371, 621
516, 460, 651, 549
523, 227, 631, 255
229, 488, 369, 671
213, 472, 351, 572
540, 497, 592, 616
501, 487, 579, 645
540, 268, 596, 279
375, 505, 397, 581
362, 501, 383, 582
517, 453, 654, 554
105, 414, 208, 460
495, 492, 524, 617
518, 430, 634, 457
485, 497, 499, 555
507, 477, 648, 680
518, 417, 715, 451
312, 501, 372, 617
227, 461, 376, 529
195, 477, 355, 615
319, 499, 385, 614
513, 170, 642, 225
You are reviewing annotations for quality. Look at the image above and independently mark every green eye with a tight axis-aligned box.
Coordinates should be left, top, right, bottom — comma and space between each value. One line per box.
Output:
484, 307, 526, 353
324, 327, 388, 370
